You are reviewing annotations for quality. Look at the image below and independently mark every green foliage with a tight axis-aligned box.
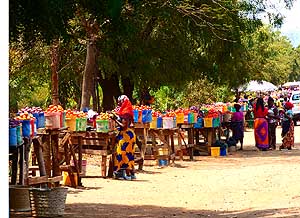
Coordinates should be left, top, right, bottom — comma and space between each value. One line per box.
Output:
150, 86, 185, 111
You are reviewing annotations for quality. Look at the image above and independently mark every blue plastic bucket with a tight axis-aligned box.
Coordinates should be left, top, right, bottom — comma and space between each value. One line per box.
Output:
16, 125, 22, 145
38, 112, 45, 128
133, 110, 139, 123
194, 117, 203, 128
157, 116, 163, 128
220, 147, 227, 156
9, 127, 18, 147
33, 113, 39, 128
21, 120, 31, 137
158, 159, 168, 166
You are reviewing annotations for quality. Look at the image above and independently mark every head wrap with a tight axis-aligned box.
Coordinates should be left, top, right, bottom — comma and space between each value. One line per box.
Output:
285, 102, 294, 110
115, 95, 133, 122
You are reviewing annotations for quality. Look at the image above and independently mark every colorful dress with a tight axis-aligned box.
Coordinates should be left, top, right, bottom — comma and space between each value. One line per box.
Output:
231, 111, 244, 146
254, 106, 269, 150
281, 109, 294, 149
114, 128, 136, 172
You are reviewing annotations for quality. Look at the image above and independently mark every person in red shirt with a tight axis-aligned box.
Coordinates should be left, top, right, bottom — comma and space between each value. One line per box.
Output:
253, 97, 269, 151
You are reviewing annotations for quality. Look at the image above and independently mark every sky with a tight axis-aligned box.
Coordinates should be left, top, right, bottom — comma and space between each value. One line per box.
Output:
263, 0, 300, 47
279, 0, 300, 47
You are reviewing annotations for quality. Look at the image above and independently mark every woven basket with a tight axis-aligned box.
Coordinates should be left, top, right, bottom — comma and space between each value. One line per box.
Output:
29, 187, 68, 217
9, 185, 31, 212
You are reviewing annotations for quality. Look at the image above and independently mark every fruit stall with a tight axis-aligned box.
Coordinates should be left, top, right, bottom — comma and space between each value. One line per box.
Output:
9, 101, 248, 187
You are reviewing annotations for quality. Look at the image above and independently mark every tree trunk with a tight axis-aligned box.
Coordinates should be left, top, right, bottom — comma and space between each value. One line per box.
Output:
51, 40, 60, 105
80, 40, 98, 111
121, 76, 134, 102
101, 74, 121, 111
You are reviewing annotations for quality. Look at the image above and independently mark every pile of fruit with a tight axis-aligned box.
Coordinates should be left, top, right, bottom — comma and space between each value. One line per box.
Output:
96, 112, 111, 120
45, 105, 64, 113
18, 106, 44, 114
152, 111, 162, 117
15, 111, 34, 120
133, 105, 152, 111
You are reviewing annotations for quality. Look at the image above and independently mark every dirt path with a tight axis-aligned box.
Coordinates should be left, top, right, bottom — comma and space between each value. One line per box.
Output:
11, 126, 300, 218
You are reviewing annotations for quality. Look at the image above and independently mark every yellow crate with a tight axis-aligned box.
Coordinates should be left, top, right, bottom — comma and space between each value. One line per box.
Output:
204, 118, 213, 127
176, 113, 184, 124
210, 147, 220, 157
150, 117, 157, 129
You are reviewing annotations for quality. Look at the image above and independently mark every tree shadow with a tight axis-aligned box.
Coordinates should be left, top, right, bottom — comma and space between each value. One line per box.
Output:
10, 203, 300, 218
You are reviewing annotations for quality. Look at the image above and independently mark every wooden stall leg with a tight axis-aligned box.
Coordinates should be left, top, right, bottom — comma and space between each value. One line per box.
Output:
51, 133, 61, 187
188, 128, 194, 161
10, 149, 18, 185
78, 136, 83, 186
107, 155, 114, 178
32, 137, 47, 188
18, 140, 25, 185
101, 155, 107, 177
170, 135, 175, 164
177, 130, 183, 161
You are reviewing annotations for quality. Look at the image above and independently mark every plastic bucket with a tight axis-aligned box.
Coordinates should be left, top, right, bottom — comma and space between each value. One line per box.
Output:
194, 117, 203, 129
62, 172, 78, 187
158, 159, 168, 166
71, 159, 87, 176
16, 125, 22, 145
30, 118, 37, 137
188, 113, 195, 124
9, 127, 18, 147
76, 118, 87, 131
32, 113, 39, 128
176, 113, 184, 124
96, 120, 109, 133
21, 120, 31, 137
220, 147, 227, 156
38, 113, 45, 128
210, 147, 220, 157
163, 117, 173, 129
204, 118, 213, 128
65, 117, 76, 131
45, 112, 60, 129
157, 117, 163, 128
150, 117, 157, 129
133, 109, 139, 123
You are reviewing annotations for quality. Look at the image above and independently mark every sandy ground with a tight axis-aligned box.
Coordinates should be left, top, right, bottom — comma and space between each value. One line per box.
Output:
11, 126, 300, 218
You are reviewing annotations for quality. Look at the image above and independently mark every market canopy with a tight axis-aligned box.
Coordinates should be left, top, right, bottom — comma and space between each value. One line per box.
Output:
238, 80, 278, 92
281, 81, 300, 88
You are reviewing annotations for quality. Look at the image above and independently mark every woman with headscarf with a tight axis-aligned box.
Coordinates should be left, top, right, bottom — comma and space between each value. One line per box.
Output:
253, 97, 269, 151
112, 95, 136, 180
231, 103, 244, 150
280, 102, 294, 150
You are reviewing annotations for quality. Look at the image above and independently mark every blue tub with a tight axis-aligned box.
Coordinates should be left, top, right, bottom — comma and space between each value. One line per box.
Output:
9, 127, 18, 147
21, 120, 31, 137
157, 117, 163, 128
220, 147, 227, 156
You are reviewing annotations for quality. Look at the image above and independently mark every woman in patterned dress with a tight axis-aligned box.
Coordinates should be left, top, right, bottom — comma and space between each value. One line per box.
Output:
253, 97, 269, 151
280, 102, 294, 150
112, 95, 136, 180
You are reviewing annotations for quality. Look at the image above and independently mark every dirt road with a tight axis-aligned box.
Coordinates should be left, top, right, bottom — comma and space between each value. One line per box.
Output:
11, 126, 300, 218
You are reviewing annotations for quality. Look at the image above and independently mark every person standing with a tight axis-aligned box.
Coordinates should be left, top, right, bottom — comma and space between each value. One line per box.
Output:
231, 103, 244, 150
112, 95, 137, 180
280, 102, 294, 150
267, 97, 279, 150
253, 97, 269, 151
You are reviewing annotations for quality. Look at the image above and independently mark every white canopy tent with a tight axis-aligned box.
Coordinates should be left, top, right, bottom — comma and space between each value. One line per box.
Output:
282, 81, 300, 88
238, 80, 278, 92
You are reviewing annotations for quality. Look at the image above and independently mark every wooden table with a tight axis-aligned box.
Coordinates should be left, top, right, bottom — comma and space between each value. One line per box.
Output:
178, 124, 195, 160
148, 128, 180, 164
70, 131, 116, 183
133, 123, 150, 169
9, 137, 30, 185
197, 127, 220, 155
